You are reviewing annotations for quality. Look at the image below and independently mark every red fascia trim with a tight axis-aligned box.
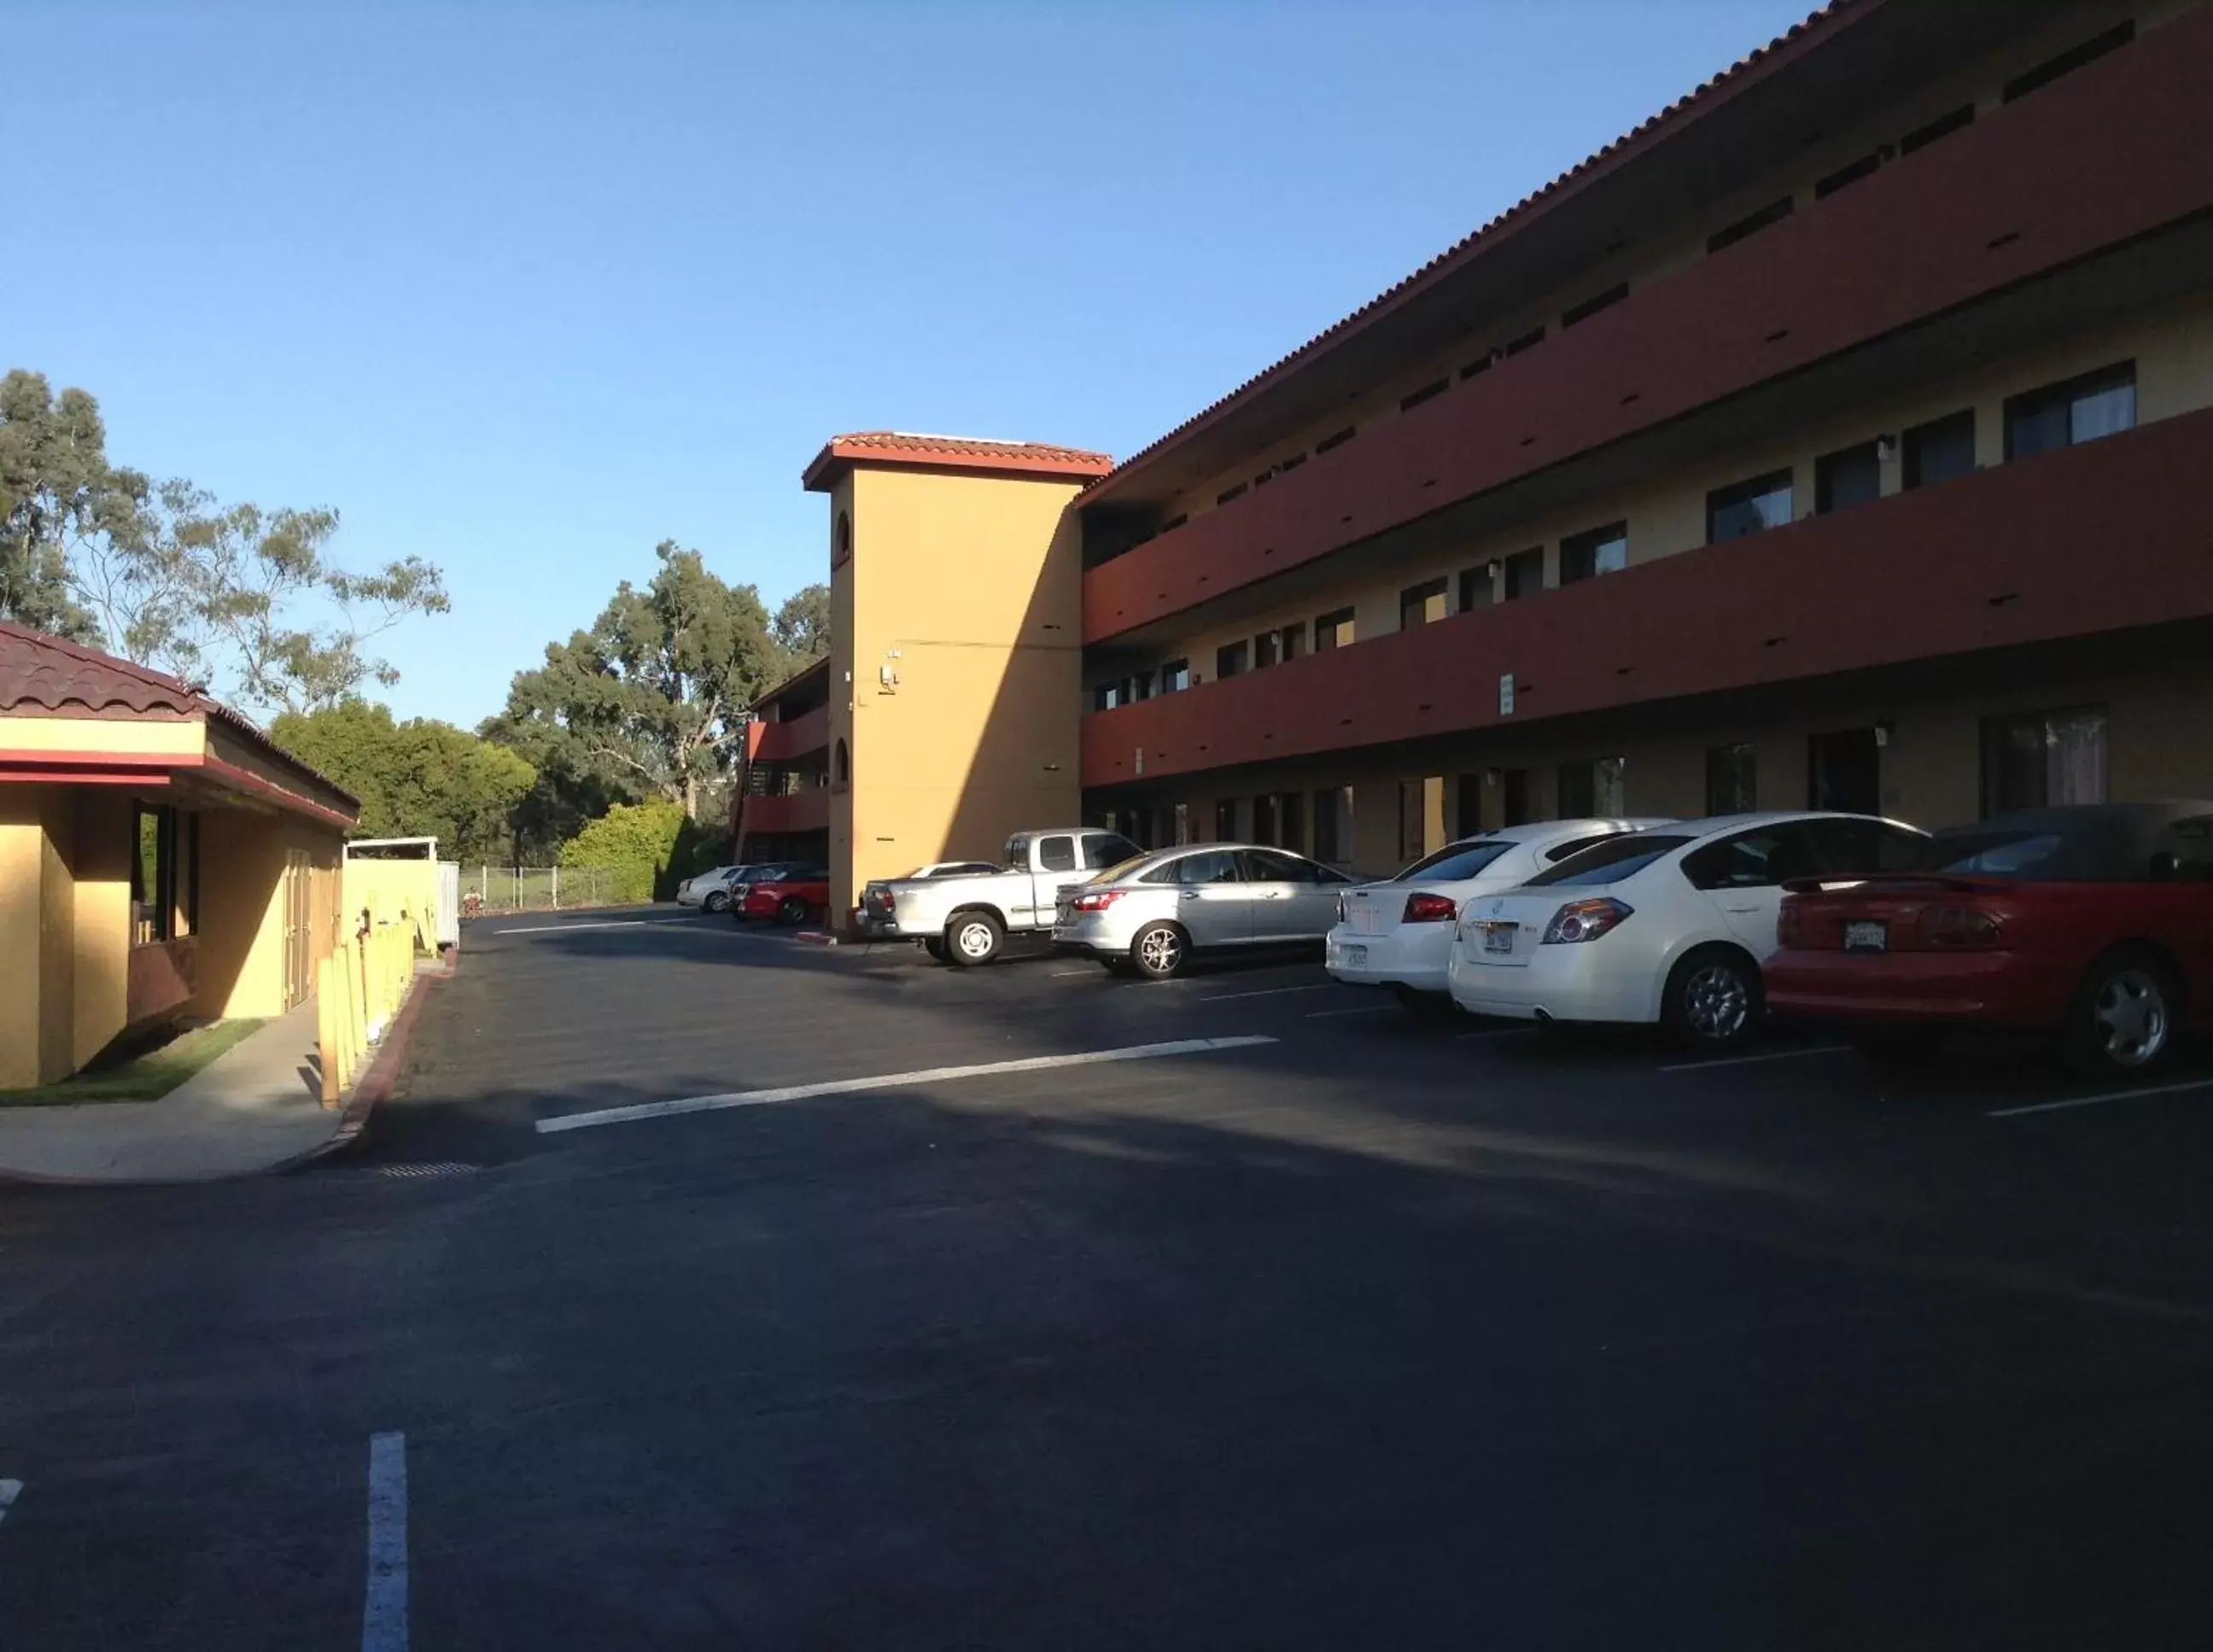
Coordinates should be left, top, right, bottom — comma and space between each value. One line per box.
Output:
0, 746, 357, 828
0, 767, 172, 786
200, 755, 360, 830
803, 441, 1114, 493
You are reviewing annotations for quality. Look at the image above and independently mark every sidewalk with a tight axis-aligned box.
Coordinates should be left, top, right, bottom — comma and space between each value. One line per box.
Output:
0, 1000, 347, 1184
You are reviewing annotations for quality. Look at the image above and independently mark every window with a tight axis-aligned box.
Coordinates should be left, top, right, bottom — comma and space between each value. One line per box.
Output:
1037, 835, 1078, 873
1899, 104, 1973, 156
1502, 768, 1535, 827
1278, 452, 1306, 476
1681, 824, 1822, 890
1092, 683, 1118, 712
1456, 772, 1485, 837
1530, 834, 1695, 888
1160, 658, 1190, 693
1814, 152, 1881, 199
1815, 441, 1882, 514
1316, 426, 1356, 454
1801, 818, 1929, 876
1562, 283, 1629, 328
1556, 756, 1625, 819
1400, 378, 1448, 412
1503, 546, 1544, 601
1277, 791, 1305, 854
1904, 411, 1976, 489
1216, 482, 1247, 506
1130, 670, 1153, 702
1246, 849, 1322, 884
1314, 608, 1355, 650
1254, 629, 1280, 669
1503, 327, 1544, 357
1082, 834, 1142, 869
1173, 849, 1245, 886
1252, 793, 1278, 846
1396, 838, 1512, 882
1460, 355, 1493, 382
1172, 802, 1190, 844
1558, 522, 1626, 585
833, 738, 850, 784
832, 511, 853, 569
1707, 470, 1793, 543
1457, 565, 1494, 611
1705, 744, 1757, 815
1399, 577, 1447, 630
2004, 22, 2133, 102
1707, 197, 1793, 254
1398, 777, 1445, 863
1313, 785, 1354, 864
1544, 832, 1627, 863
1215, 640, 1248, 680
1981, 706, 2109, 816
1278, 622, 1305, 662
1215, 798, 1241, 841
2006, 363, 2135, 462
132, 805, 180, 946
2155, 818, 2213, 883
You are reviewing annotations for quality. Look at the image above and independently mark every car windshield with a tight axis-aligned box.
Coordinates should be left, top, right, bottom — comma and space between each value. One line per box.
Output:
1919, 831, 2070, 878
1392, 838, 1513, 882
1526, 833, 1695, 888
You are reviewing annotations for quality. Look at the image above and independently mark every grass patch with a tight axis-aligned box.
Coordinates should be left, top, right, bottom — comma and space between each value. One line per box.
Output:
0, 1019, 269, 1106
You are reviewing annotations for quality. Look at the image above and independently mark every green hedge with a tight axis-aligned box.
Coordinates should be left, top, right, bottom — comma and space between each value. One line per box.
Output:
558, 803, 686, 903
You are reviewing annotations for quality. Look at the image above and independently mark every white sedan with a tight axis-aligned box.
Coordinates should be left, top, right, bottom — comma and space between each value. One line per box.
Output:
1445, 812, 1928, 1051
1327, 818, 1667, 1008
674, 865, 745, 911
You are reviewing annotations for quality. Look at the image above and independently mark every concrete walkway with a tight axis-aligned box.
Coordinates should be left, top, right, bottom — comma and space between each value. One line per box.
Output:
0, 1001, 343, 1183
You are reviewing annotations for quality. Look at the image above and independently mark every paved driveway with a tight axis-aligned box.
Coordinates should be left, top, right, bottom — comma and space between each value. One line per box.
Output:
5, 908, 2213, 1648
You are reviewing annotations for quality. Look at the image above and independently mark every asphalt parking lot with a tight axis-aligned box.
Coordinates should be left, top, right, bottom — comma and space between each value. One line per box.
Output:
6, 906, 2213, 1649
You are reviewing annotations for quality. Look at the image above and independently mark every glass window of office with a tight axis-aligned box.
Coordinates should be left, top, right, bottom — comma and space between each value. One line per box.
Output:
1706, 470, 1794, 544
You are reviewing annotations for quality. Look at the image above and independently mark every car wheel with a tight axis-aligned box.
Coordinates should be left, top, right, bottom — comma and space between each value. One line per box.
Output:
946, 911, 1002, 967
2063, 949, 2179, 1077
777, 896, 809, 926
1130, 922, 1188, 981
702, 890, 728, 914
923, 937, 949, 962
1663, 946, 1763, 1052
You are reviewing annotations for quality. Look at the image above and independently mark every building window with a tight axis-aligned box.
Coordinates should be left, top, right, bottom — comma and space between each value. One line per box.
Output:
1172, 803, 1190, 845
1503, 327, 1544, 357
2003, 22, 2134, 103
1215, 798, 1241, 842
1561, 283, 1629, 328
1815, 441, 1883, 514
1314, 608, 1354, 651
1092, 683, 1118, 712
1707, 470, 1794, 544
1501, 768, 1536, 826
1457, 565, 1495, 611
1278, 452, 1306, 476
1277, 791, 1305, 854
1707, 197, 1793, 254
2006, 362, 2136, 463
1456, 773, 1485, 838
1400, 378, 1448, 412
1557, 756, 1625, 819
833, 738, 850, 783
1559, 522, 1627, 585
131, 804, 180, 946
1313, 786, 1354, 864
1316, 426, 1356, 454
1216, 482, 1247, 506
1398, 777, 1445, 863
1130, 670, 1153, 701
1254, 629, 1281, 669
1503, 546, 1544, 601
1252, 794, 1278, 846
1706, 744, 1757, 814
1903, 410, 1976, 489
1216, 640, 1248, 680
1277, 622, 1305, 663
1460, 355, 1493, 382
1899, 104, 1973, 156
1399, 577, 1448, 630
1159, 659, 1190, 693
1814, 152, 1881, 199
832, 511, 853, 569
1982, 706, 2109, 817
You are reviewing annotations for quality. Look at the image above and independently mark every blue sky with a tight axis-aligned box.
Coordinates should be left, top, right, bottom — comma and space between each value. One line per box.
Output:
7, 0, 1817, 726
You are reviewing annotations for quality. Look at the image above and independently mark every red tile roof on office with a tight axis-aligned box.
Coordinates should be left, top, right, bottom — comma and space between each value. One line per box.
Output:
803, 431, 1115, 492
0, 620, 359, 808
1080, 0, 1873, 501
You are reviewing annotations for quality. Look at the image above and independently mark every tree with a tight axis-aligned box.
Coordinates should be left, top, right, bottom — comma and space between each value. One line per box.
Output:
771, 581, 831, 663
491, 540, 783, 820
271, 702, 535, 863
0, 368, 448, 714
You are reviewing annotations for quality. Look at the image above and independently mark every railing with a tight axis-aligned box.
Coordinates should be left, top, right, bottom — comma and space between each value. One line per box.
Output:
459, 866, 618, 916
316, 923, 418, 1107
754, 704, 829, 762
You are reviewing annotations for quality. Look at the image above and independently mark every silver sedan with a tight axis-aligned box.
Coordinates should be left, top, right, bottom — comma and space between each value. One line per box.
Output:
1051, 844, 1357, 979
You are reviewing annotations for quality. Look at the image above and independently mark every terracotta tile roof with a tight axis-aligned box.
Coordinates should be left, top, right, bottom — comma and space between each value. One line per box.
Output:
1082, 0, 1872, 501
803, 430, 1114, 492
0, 620, 359, 809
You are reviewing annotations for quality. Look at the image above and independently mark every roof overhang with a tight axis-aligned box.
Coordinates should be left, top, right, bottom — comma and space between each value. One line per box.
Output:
0, 747, 361, 830
803, 432, 1114, 493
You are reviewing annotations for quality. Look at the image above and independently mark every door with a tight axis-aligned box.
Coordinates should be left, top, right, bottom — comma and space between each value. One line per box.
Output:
1241, 849, 1338, 941
1026, 833, 1085, 925
1807, 728, 1881, 814
282, 849, 312, 1008
1680, 822, 1822, 957
1171, 848, 1254, 948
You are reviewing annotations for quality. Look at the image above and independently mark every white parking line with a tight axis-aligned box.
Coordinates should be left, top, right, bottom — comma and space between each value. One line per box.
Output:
1050, 968, 1099, 978
1988, 1077, 2213, 1118
363, 1433, 407, 1652
1660, 1046, 1852, 1074
1199, 985, 1334, 1003
0, 1478, 20, 1526
1304, 1004, 1398, 1019
535, 1036, 1281, 1134
492, 919, 657, 936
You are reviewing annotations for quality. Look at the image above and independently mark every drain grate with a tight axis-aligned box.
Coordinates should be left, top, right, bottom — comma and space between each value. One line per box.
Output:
360, 1161, 483, 1180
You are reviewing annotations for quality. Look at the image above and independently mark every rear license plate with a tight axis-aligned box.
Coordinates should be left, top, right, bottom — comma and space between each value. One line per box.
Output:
1844, 919, 1889, 954
1481, 924, 1515, 955
1343, 944, 1367, 968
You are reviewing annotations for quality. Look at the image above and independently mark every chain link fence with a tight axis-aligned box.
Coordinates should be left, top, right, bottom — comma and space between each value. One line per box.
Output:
459, 866, 622, 918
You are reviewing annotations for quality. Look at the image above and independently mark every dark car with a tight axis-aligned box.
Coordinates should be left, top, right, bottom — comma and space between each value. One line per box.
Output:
1766, 802, 2213, 1075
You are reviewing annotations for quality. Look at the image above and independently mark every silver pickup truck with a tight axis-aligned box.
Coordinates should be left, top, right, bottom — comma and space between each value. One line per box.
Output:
858, 827, 1142, 965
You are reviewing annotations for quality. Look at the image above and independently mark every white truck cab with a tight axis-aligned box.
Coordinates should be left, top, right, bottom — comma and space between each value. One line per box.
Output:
858, 828, 1143, 964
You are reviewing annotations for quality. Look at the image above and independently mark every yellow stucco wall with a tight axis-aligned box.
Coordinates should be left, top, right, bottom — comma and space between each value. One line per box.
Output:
827, 464, 1087, 922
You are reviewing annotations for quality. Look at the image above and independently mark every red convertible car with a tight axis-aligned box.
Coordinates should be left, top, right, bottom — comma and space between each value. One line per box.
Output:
739, 868, 830, 925
1767, 802, 2213, 1076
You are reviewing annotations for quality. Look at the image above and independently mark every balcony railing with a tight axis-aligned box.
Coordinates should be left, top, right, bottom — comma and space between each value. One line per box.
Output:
1083, 9, 2213, 643
752, 704, 828, 763
739, 790, 830, 834
1082, 406, 2213, 786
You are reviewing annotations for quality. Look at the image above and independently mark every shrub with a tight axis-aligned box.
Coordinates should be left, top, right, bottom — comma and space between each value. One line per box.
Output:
558, 802, 687, 903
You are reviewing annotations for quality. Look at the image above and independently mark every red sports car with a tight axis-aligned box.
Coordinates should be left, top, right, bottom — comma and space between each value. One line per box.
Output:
742, 868, 830, 925
1767, 802, 2213, 1076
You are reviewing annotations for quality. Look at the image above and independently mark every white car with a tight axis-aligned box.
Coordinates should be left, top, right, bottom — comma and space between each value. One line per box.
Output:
1445, 812, 1929, 1051
1327, 819, 1669, 1010
675, 865, 745, 912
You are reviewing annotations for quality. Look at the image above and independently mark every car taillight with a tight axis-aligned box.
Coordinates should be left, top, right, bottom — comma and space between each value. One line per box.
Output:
1923, 905, 2004, 949
1540, 897, 1633, 945
1071, 889, 1126, 913
1403, 891, 1457, 924
1777, 901, 1808, 949
1335, 894, 1347, 924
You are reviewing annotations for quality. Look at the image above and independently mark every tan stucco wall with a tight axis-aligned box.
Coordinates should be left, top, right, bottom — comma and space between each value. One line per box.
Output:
193, 809, 344, 1021
67, 790, 133, 1071
828, 464, 1087, 922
